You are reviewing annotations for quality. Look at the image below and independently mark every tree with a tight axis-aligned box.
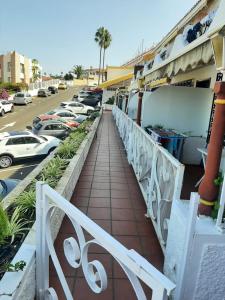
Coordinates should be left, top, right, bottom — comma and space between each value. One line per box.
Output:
95, 27, 105, 85
102, 30, 112, 82
32, 59, 41, 82
72, 65, 84, 79
64, 73, 74, 80
94, 27, 112, 84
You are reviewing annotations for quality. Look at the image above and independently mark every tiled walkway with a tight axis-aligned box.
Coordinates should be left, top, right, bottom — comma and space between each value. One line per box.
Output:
50, 111, 164, 299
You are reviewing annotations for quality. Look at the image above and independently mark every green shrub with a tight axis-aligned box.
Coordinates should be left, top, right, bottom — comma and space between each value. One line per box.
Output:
106, 96, 115, 104
89, 111, 100, 120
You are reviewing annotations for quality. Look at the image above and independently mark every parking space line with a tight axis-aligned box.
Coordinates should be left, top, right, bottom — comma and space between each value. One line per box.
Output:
0, 163, 39, 172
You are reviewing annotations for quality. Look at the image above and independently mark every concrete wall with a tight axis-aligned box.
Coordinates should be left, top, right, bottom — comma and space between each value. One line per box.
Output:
127, 92, 139, 121
164, 197, 225, 300
141, 87, 213, 136
141, 86, 214, 164
102, 90, 115, 104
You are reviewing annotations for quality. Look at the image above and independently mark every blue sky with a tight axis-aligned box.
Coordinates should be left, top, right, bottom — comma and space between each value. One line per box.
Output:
0, 0, 197, 74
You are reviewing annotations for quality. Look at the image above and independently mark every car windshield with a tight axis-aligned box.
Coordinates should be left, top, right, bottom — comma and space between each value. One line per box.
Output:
46, 111, 55, 115
0, 180, 6, 196
39, 136, 48, 141
33, 123, 42, 130
16, 93, 24, 97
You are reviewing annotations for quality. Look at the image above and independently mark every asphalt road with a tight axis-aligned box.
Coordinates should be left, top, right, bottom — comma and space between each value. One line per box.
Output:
0, 86, 81, 180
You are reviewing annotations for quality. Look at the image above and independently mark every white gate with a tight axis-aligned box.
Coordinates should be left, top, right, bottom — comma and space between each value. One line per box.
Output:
36, 182, 175, 300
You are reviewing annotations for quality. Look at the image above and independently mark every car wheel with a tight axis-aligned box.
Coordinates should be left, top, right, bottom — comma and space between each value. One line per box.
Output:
0, 155, 13, 168
10, 106, 14, 112
0, 110, 5, 116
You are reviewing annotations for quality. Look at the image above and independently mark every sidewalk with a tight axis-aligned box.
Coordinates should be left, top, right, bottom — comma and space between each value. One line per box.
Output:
50, 111, 164, 299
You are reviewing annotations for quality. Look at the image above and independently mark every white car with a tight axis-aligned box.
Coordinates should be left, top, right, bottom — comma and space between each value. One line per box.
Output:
60, 101, 94, 115
13, 92, 32, 105
0, 131, 60, 168
0, 100, 14, 116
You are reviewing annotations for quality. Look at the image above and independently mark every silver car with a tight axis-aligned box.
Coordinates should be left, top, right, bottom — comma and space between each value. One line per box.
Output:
13, 92, 32, 105
31, 120, 73, 140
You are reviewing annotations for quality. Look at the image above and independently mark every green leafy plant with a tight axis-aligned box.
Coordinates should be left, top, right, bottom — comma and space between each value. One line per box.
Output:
16, 190, 36, 218
0, 205, 10, 245
0, 206, 29, 245
7, 208, 30, 243
89, 111, 100, 120
3, 260, 26, 273
214, 172, 224, 186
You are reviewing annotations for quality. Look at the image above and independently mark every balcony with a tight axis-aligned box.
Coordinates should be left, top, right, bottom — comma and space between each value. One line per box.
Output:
36, 111, 175, 299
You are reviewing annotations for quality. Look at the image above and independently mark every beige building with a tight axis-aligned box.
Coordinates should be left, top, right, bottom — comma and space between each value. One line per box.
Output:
0, 51, 33, 84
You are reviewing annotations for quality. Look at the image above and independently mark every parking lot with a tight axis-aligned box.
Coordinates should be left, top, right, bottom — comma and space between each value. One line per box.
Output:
0, 86, 81, 180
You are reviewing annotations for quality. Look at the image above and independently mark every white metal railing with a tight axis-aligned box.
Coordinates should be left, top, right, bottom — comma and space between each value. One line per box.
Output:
216, 178, 225, 231
112, 106, 185, 250
36, 182, 176, 300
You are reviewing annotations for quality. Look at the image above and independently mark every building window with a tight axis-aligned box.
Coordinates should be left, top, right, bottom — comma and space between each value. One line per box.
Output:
8, 77, 11, 82
7, 62, 11, 72
20, 63, 25, 73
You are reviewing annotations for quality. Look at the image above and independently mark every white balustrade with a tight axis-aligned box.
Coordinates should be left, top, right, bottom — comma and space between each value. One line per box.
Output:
113, 106, 185, 250
216, 178, 225, 231
36, 182, 175, 300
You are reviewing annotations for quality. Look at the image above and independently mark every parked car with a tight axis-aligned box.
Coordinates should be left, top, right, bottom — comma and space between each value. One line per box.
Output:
0, 100, 14, 116
0, 131, 60, 168
44, 109, 88, 123
77, 90, 94, 101
58, 83, 67, 90
48, 86, 58, 94
13, 92, 32, 105
38, 89, 51, 97
31, 120, 73, 140
32, 115, 79, 128
44, 109, 78, 120
60, 101, 94, 115
0, 179, 20, 200
80, 95, 101, 107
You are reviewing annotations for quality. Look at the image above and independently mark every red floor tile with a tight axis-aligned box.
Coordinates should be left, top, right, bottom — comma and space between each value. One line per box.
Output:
112, 221, 138, 235
111, 208, 135, 221
87, 207, 111, 220
89, 197, 111, 208
73, 278, 113, 300
51, 112, 164, 300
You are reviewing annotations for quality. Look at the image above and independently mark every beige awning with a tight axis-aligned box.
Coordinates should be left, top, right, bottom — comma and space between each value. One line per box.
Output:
145, 40, 213, 84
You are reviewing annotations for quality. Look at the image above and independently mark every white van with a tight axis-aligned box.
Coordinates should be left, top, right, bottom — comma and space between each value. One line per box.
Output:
13, 92, 32, 105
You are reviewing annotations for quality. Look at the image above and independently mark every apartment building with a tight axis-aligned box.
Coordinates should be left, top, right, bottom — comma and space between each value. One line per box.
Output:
0, 51, 33, 84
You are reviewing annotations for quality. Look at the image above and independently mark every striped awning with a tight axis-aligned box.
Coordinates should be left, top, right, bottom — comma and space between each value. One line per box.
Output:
99, 73, 133, 88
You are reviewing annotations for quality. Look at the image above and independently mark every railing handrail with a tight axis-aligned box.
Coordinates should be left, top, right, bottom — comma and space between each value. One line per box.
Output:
114, 106, 184, 168
112, 105, 185, 250
36, 182, 176, 300
216, 178, 225, 230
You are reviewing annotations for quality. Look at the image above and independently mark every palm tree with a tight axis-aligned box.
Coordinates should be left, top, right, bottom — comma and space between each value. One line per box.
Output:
72, 65, 84, 79
102, 30, 112, 82
95, 27, 105, 85
32, 59, 40, 82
